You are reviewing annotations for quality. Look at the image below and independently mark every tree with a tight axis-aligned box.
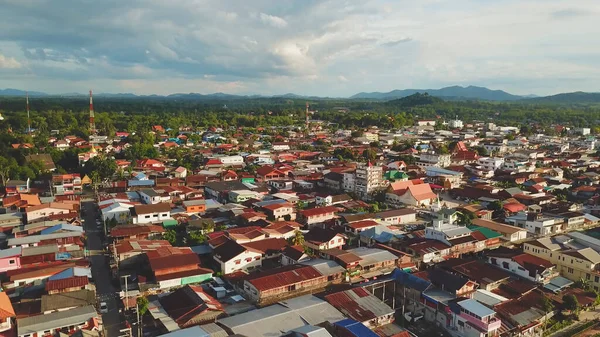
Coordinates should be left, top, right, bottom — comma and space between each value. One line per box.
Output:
488, 201, 503, 211
562, 294, 579, 313
541, 295, 555, 332
473, 146, 489, 156
369, 203, 380, 213
108, 217, 118, 228
362, 148, 377, 163
290, 230, 305, 246
163, 229, 177, 246
188, 231, 207, 245
90, 171, 101, 192
137, 296, 149, 316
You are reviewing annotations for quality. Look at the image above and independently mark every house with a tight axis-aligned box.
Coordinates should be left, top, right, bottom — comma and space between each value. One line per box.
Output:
204, 181, 250, 203
471, 219, 527, 242
298, 206, 338, 227
40, 289, 96, 314
304, 228, 346, 251
348, 247, 399, 276
158, 285, 224, 328
137, 158, 166, 172
114, 240, 172, 267
212, 239, 262, 274
130, 203, 172, 224
315, 194, 352, 207
217, 295, 345, 336
4, 179, 30, 196
146, 247, 213, 289
1, 193, 41, 210
325, 288, 395, 328
242, 265, 328, 305
0, 292, 15, 334
386, 183, 437, 207
487, 248, 558, 283
52, 174, 82, 195
182, 199, 206, 214
16, 305, 98, 337
450, 299, 502, 337
139, 189, 167, 205
173, 166, 188, 178
0, 247, 21, 273
375, 208, 417, 225
256, 166, 286, 181
345, 220, 379, 234
241, 238, 288, 261
281, 245, 310, 265
25, 202, 79, 224
45, 276, 90, 295
261, 202, 295, 221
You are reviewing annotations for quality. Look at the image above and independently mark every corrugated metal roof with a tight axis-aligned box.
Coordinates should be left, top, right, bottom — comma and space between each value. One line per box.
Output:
247, 265, 323, 291
18, 305, 97, 335
325, 288, 394, 323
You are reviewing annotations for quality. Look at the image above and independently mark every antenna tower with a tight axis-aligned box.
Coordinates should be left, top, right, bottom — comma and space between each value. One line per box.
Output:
26, 92, 31, 135
89, 90, 95, 135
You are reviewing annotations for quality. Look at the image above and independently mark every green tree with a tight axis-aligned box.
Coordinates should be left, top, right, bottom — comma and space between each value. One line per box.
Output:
562, 294, 579, 313
541, 295, 555, 332
163, 229, 177, 245
362, 148, 377, 163
137, 296, 149, 316
290, 230, 305, 246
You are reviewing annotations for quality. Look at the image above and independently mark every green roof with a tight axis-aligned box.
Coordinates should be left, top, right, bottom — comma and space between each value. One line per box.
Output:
384, 170, 408, 181
162, 219, 178, 228
468, 226, 502, 239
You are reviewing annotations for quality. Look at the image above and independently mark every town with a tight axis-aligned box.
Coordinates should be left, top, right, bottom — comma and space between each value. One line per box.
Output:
2, 95, 600, 337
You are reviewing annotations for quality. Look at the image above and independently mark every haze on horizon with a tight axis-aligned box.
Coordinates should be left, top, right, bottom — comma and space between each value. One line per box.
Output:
0, 0, 599, 97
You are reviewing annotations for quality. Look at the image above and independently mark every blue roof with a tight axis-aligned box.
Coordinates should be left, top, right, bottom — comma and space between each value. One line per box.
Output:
41, 224, 84, 235
391, 268, 431, 291
49, 267, 91, 280
334, 319, 379, 337
128, 180, 155, 187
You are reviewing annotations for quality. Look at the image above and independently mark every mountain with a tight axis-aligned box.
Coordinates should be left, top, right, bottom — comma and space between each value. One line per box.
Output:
0, 89, 48, 97
351, 85, 524, 101
385, 92, 444, 108
523, 91, 600, 104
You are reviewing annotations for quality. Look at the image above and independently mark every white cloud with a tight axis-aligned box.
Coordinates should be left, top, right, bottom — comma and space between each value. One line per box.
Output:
338, 75, 348, 82
0, 53, 22, 69
259, 13, 288, 28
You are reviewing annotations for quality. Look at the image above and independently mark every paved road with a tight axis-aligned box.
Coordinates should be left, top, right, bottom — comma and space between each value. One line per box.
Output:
83, 201, 122, 337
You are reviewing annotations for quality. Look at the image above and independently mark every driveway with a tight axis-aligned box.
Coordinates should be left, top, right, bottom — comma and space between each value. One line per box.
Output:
83, 201, 123, 337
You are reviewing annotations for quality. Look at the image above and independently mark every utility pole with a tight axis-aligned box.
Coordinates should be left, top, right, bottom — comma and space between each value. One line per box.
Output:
121, 275, 129, 310
136, 302, 141, 337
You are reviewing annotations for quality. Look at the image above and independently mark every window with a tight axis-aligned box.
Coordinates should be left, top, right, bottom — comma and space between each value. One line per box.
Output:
595, 276, 599, 283
568, 267, 574, 273
587, 273, 591, 280
502, 262, 509, 269
145, 215, 150, 219
234, 260, 241, 265
254, 256, 260, 260
491, 258, 497, 265
8, 259, 15, 265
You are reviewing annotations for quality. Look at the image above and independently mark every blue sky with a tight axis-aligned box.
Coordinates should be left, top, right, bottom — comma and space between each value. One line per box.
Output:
0, 0, 599, 96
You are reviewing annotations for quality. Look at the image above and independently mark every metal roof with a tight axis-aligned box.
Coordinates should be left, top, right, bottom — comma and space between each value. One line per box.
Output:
347, 247, 398, 267
300, 259, 345, 277
457, 299, 496, 318
325, 288, 394, 323
8, 232, 81, 246
218, 295, 345, 337
17, 305, 97, 336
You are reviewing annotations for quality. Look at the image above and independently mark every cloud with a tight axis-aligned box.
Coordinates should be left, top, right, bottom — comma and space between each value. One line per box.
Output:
0, 53, 22, 69
259, 13, 288, 28
0, 0, 599, 96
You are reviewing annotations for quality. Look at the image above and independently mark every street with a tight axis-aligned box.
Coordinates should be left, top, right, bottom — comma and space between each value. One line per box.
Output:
82, 201, 123, 337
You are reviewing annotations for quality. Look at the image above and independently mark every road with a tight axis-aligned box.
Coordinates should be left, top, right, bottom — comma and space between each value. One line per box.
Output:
83, 200, 122, 337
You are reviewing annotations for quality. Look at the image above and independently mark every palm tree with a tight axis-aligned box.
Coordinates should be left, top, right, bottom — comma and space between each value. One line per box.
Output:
291, 230, 305, 246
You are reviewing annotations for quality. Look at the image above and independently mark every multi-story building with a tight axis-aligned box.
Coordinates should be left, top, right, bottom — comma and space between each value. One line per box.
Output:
450, 299, 502, 337
417, 152, 451, 168
354, 162, 385, 199
477, 157, 505, 172
52, 174, 82, 195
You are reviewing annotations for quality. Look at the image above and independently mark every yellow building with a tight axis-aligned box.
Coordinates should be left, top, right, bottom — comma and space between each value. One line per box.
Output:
524, 238, 600, 290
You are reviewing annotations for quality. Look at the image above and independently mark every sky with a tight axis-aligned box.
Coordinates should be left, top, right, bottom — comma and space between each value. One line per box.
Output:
0, 0, 599, 97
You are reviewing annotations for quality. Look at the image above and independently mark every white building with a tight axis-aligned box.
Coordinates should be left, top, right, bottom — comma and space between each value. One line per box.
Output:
342, 162, 386, 200
130, 203, 172, 224
449, 118, 464, 129
417, 152, 451, 168
213, 240, 262, 274
219, 155, 245, 166
477, 157, 505, 172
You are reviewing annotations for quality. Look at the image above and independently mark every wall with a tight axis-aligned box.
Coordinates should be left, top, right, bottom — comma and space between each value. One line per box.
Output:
217, 250, 262, 274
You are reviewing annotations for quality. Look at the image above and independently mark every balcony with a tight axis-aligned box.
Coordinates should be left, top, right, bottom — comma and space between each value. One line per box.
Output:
460, 312, 501, 332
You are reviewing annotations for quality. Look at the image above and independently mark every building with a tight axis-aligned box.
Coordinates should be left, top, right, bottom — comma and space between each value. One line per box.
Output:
324, 288, 395, 328
487, 248, 558, 283
417, 152, 451, 168
130, 203, 172, 224
298, 206, 338, 227
386, 183, 437, 207
146, 247, 213, 289
158, 285, 224, 328
17, 305, 97, 337
139, 189, 163, 204
51, 174, 82, 196
450, 299, 501, 337
217, 295, 345, 336
0, 292, 15, 334
0, 247, 22, 273
242, 265, 328, 305
375, 208, 417, 225
304, 228, 346, 251
213, 240, 262, 274
471, 219, 527, 242
182, 199, 206, 214
354, 162, 386, 200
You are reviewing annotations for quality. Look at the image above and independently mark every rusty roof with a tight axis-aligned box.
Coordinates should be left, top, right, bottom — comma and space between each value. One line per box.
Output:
45, 276, 89, 292
246, 265, 324, 291
325, 288, 394, 323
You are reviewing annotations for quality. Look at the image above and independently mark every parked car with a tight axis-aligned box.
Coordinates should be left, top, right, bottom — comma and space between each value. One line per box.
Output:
99, 302, 108, 313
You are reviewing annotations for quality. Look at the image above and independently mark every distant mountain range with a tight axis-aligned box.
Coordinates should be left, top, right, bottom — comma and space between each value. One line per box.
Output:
351, 85, 526, 101
1, 86, 599, 104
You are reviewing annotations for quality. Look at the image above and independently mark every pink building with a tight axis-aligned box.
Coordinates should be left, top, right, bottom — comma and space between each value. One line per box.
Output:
0, 247, 22, 273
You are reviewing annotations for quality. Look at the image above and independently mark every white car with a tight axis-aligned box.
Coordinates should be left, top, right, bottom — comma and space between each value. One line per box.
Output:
99, 302, 108, 313
404, 312, 424, 323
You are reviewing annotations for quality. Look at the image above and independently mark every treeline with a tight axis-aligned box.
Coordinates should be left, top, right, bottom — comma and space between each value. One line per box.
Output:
1, 94, 600, 139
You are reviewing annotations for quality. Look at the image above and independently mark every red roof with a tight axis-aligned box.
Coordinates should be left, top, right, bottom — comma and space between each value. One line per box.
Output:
503, 202, 527, 213
325, 288, 382, 322
299, 206, 338, 217
347, 220, 379, 230
45, 276, 89, 292
247, 265, 323, 291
